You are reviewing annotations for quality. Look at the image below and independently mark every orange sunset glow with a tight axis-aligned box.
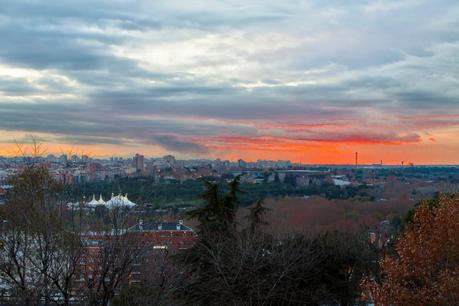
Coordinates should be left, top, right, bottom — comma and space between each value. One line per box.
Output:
1, 121, 458, 164
0, 1, 458, 164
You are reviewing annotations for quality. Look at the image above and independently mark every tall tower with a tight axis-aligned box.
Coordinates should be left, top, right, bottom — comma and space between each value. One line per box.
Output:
133, 153, 144, 172
355, 152, 358, 167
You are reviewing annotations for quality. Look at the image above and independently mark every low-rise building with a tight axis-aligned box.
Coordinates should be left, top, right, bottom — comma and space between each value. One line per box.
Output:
80, 220, 195, 287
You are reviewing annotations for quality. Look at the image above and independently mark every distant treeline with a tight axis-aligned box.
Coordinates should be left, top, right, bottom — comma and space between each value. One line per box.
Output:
360, 166, 459, 179
65, 176, 372, 207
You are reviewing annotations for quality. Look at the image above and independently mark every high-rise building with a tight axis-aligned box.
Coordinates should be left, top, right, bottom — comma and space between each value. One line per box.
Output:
81, 155, 90, 163
163, 155, 176, 165
59, 154, 68, 164
133, 154, 144, 172
238, 159, 247, 168
71, 154, 80, 163
46, 154, 56, 162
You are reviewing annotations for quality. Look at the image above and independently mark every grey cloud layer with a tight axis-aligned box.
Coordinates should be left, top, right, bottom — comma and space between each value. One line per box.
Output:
0, 0, 458, 154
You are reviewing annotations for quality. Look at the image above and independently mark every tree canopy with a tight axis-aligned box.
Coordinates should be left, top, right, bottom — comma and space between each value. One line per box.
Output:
364, 194, 459, 305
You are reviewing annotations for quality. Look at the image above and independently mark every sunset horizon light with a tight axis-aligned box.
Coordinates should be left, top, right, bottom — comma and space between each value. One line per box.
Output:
1, 1, 458, 164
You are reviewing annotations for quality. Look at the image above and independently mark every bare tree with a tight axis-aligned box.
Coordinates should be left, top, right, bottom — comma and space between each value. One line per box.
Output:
0, 165, 85, 305
113, 249, 185, 306
82, 208, 145, 306
0, 217, 40, 305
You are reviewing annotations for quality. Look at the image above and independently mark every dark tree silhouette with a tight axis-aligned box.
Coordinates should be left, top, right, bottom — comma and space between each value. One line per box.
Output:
176, 177, 377, 305
246, 199, 269, 234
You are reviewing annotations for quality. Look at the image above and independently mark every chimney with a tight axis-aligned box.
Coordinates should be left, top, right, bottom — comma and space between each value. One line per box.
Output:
139, 219, 143, 231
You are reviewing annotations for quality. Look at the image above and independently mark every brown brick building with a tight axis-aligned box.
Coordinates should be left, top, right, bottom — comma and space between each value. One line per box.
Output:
80, 221, 195, 288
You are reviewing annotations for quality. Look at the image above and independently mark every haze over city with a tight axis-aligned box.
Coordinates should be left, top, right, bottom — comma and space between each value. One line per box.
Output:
1, 0, 459, 164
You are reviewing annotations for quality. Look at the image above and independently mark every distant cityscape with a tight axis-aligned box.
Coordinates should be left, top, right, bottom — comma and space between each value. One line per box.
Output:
2, 153, 459, 184
2, 152, 459, 206
0, 153, 301, 185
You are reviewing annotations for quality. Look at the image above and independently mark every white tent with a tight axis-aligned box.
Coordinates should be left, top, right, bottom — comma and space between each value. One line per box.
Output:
97, 194, 106, 205
105, 193, 136, 209
87, 194, 99, 207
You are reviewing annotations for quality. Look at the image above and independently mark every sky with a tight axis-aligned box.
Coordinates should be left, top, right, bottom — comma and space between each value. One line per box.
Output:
0, 0, 458, 164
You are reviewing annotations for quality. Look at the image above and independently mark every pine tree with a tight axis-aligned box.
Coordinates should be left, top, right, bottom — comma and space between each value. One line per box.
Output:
246, 199, 269, 235
186, 175, 242, 239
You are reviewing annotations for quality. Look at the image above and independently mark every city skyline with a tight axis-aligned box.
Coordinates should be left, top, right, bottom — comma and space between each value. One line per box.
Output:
1, 1, 459, 164
0, 147, 454, 166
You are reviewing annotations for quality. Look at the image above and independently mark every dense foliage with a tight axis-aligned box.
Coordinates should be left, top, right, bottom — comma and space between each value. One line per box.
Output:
68, 176, 371, 207
364, 194, 459, 305
175, 177, 378, 305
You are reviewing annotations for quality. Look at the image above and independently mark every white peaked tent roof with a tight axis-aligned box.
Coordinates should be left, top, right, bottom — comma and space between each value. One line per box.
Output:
87, 194, 99, 207
97, 194, 106, 205
105, 193, 136, 208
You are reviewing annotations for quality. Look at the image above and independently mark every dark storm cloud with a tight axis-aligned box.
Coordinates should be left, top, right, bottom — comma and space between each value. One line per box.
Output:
0, 22, 118, 70
56, 135, 126, 146
0, 101, 255, 150
152, 135, 208, 153
290, 132, 421, 144
1, 135, 54, 144
396, 91, 459, 106
0, 27, 163, 90
90, 87, 343, 120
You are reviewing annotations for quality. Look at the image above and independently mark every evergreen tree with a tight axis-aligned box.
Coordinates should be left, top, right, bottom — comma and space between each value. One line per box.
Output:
176, 176, 377, 305
186, 175, 242, 239
246, 199, 269, 235
175, 176, 243, 304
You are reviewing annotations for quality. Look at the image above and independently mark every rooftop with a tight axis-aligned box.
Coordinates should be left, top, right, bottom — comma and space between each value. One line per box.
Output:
129, 221, 193, 232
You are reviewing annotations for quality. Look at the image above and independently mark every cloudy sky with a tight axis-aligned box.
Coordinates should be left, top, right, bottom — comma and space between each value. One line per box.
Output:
0, 0, 458, 164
